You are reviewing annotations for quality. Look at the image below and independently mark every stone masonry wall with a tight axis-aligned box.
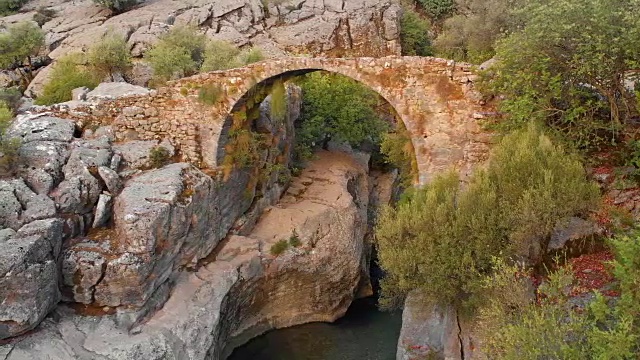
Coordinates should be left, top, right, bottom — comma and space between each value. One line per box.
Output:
45, 56, 492, 185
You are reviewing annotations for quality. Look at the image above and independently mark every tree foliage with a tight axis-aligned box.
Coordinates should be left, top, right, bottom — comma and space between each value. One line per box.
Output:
479, 235, 640, 359
0, 22, 44, 83
376, 124, 599, 311
92, 0, 137, 13
35, 54, 99, 105
483, 0, 640, 150
416, 0, 456, 19
295, 72, 389, 161
0, 0, 27, 16
201, 40, 264, 72
145, 26, 207, 81
399, 6, 432, 56
87, 33, 132, 80
433, 0, 522, 63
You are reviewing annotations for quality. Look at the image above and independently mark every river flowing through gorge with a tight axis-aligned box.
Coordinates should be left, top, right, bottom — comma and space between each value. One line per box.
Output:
228, 297, 402, 360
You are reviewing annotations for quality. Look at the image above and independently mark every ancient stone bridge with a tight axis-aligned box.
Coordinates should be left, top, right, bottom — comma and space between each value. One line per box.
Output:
68, 56, 490, 184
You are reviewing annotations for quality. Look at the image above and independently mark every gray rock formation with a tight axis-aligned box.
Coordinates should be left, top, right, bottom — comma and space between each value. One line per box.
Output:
0, 218, 64, 339
396, 291, 463, 360
2, 0, 401, 96
0, 150, 372, 359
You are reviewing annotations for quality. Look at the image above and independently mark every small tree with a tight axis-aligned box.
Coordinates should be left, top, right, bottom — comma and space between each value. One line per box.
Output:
87, 33, 132, 80
484, 0, 640, 149
399, 7, 432, 56
0, 0, 27, 16
0, 22, 45, 83
0, 102, 20, 178
92, 0, 137, 13
35, 54, 100, 105
145, 25, 207, 81
201, 40, 241, 72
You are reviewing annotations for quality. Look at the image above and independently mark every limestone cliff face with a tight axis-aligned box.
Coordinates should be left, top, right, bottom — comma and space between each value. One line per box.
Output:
0, 0, 401, 93
0, 150, 372, 360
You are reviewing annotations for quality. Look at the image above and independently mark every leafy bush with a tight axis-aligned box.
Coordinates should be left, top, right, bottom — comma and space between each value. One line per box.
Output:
269, 78, 286, 123
145, 26, 207, 81
483, 0, 640, 150
380, 122, 418, 186
87, 33, 132, 80
223, 128, 267, 169
0, 22, 44, 82
479, 234, 640, 359
0, 88, 22, 114
270, 239, 290, 256
35, 55, 99, 105
399, 7, 432, 56
201, 40, 241, 72
197, 83, 223, 105
0, 0, 27, 16
149, 146, 171, 168
289, 229, 301, 247
238, 47, 264, 65
92, 0, 137, 13
416, 0, 455, 19
433, 0, 521, 63
33, 6, 56, 26
295, 72, 389, 162
375, 124, 599, 311
0, 102, 20, 178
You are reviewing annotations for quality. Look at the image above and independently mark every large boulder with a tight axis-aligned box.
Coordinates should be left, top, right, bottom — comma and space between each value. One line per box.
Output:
0, 218, 64, 339
396, 291, 462, 360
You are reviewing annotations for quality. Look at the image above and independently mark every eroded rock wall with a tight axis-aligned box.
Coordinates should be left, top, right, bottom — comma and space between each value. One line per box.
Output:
0, 0, 401, 93
0, 150, 373, 360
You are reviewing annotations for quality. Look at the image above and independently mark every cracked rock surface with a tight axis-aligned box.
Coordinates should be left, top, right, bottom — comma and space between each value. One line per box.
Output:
0, 0, 401, 94
0, 150, 373, 360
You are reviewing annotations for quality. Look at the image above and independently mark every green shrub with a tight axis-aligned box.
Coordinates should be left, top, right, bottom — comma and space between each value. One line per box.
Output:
380, 122, 418, 186
0, 88, 22, 114
375, 124, 599, 312
0, 22, 44, 82
223, 128, 267, 169
149, 146, 171, 168
238, 47, 264, 65
416, 0, 455, 19
201, 40, 241, 72
0, 103, 12, 129
197, 83, 223, 105
295, 72, 389, 162
87, 33, 132, 80
289, 229, 301, 247
269, 78, 286, 123
479, 235, 640, 359
432, 0, 521, 63
33, 6, 56, 26
145, 26, 206, 81
0, 102, 20, 178
270, 239, 290, 256
399, 7, 432, 56
0, 0, 27, 16
92, 0, 137, 13
483, 0, 640, 151
35, 55, 99, 105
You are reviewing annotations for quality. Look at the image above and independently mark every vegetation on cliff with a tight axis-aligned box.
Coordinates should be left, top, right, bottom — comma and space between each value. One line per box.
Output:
479, 235, 640, 359
0, 22, 44, 85
145, 26, 264, 84
376, 124, 599, 311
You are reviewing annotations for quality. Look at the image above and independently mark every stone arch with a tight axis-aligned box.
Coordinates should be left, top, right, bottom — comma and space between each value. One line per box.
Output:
170, 56, 487, 184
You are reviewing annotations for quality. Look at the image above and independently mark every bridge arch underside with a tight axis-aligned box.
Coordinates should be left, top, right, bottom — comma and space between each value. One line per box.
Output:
213, 68, 414, 178
176, 57, 488, 185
